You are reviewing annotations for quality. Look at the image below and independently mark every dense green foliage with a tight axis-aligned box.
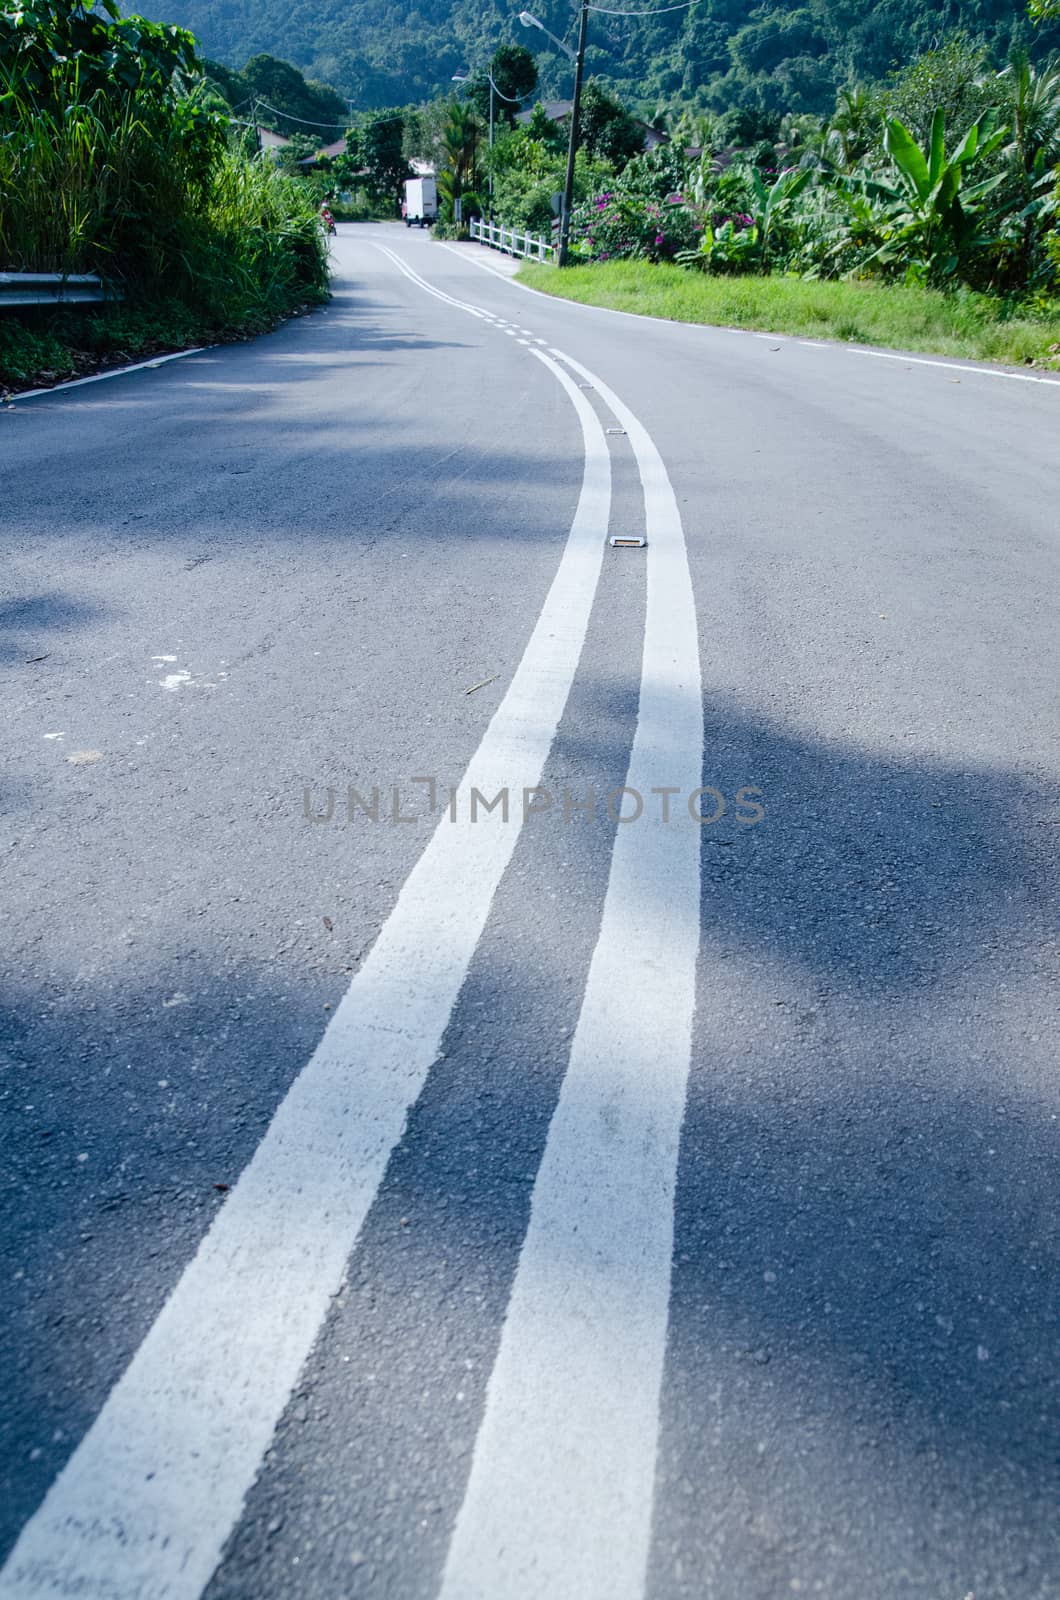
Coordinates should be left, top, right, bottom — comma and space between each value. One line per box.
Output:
145, 0, 1060, 117
0, 0, 329, 389
204, 50, 347, 133
538, 47, 1060, 299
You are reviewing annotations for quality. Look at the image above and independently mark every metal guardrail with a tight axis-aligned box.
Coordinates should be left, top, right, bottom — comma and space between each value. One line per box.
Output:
469, 218, 555, 262
0, 272, 120, 309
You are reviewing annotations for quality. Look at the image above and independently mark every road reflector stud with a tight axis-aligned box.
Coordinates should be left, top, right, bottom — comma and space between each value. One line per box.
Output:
606, 427, 626, 435
578, 382, 594, 390
609, 536, 646, 548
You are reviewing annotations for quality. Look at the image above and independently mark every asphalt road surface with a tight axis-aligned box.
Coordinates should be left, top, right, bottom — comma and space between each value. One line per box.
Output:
1, 223, 1058, 1600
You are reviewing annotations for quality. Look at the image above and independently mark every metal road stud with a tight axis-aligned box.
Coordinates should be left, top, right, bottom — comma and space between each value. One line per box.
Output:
609, 536, 646, 548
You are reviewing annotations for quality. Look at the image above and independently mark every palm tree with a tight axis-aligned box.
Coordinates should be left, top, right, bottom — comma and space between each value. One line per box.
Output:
990, 56, 1060, 283
437, 101, 483, 230
999, 55, 1060, 178
828, 85, 878, 170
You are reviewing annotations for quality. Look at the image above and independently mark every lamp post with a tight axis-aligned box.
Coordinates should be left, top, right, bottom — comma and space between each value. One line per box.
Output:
518, 9, 585, 266
453, 67, 525, 217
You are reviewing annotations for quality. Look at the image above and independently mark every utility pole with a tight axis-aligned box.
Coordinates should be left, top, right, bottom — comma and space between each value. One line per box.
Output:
488, 76, 495, 218
558, 0, 589, 267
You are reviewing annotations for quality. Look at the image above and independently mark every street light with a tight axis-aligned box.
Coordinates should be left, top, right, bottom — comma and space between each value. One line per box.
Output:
519, 8, 587, 265
517, 12, 577, 60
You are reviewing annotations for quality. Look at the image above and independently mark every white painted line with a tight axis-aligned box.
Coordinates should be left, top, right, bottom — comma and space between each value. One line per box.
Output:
0, 328, 613, 1600
831, 343, 1060, 384
7, 346, 208, 403
440, 351, 703, 1600
375, 243, 491, 320
438, 242, 533, 284
454, 255, 1060, 392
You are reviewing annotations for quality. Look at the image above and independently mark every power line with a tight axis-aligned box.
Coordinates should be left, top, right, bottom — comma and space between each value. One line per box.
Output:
252, 99, 349, 128
588, 0, 699, 13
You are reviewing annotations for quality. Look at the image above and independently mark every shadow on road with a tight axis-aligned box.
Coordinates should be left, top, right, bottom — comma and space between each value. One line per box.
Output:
1, 232, 1056, 1595
0, 592, 110, 666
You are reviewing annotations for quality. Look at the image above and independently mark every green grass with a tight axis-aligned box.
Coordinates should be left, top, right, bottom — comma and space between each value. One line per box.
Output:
516, 262, 1060, 370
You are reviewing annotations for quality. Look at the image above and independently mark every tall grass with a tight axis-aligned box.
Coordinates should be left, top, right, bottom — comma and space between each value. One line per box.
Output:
0, 10, 328, 320
0, 51, 216, 279
177, 150, 328, 325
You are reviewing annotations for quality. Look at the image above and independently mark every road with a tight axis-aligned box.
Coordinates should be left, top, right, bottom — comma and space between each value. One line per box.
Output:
1, 223, 1057, 1600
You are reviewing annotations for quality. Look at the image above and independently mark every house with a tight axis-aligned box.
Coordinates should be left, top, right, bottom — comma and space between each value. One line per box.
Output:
255, 126, 291, 151
514, 99, 573, 127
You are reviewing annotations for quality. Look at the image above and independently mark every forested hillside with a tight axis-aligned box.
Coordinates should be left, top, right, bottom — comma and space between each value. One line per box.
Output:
146, 0, 1060, 114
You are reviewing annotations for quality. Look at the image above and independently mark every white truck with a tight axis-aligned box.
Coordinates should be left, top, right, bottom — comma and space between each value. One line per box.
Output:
403, 177, 437, 228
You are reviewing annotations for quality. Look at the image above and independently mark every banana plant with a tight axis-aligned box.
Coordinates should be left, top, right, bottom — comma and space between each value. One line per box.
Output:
878, 106, 1007, 278
747, 163, 813, 252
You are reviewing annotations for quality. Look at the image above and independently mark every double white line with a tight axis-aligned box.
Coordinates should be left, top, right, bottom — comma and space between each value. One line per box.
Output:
0, 245, 703, 1600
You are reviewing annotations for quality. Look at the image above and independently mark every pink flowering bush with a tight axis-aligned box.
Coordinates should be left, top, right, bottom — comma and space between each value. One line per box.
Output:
569, 190, 702, 263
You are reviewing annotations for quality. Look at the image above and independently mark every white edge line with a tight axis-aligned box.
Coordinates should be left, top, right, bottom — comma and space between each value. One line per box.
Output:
447, 245, 1060, 391
438, 241, 525, 284
6, 345, 210, 403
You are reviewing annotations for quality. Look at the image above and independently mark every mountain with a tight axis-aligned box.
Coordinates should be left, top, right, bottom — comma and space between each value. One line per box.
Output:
153, 0, 1060, 116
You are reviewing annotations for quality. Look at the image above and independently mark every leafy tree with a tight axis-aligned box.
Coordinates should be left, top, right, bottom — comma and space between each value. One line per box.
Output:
203, 57, 245, 108
1, 0, 204, 107
715, 105, 781, 145
523, 102, 568, 155
151, 0, 1060, 117
729, 8, 828, 76
878, 35, 997, 144
238, 53, 347, 131
576, 80, 644, 168
351, 110, 412, 204
467, 44, 537, 127
277, 132, 321, 171
619, 141, 693, 201
402, 99, 452, 165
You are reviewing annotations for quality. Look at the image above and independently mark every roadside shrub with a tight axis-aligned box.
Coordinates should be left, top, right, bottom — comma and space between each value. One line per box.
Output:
0, 0, 328, 324
570, 190, 703, 262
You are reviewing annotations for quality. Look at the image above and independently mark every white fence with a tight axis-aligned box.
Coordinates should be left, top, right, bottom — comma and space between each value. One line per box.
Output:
469, 218, 555, 262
